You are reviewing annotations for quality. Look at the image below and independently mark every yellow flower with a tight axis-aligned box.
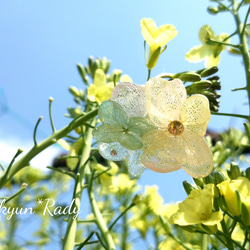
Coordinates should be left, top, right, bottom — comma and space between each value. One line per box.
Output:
141, 18, 178, 69
114, 173, 137, 195
142, 77, 213, 178
217, 177, 250, 216
170, 184, 223, 226
87, 68, 114, 104
186, 25, 229, 67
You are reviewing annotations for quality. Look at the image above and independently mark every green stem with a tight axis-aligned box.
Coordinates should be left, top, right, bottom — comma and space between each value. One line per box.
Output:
220, 218, 234, 250
33, 116, 43, 146
85, 164, 116, 249
211, 111, 249, 120
207, 38, 239, 48
201, 234, 207, 250
0, 108, 98, 189
169, 232, 193, 250
63, 114, 96, 249
233, 2, 250, 118
147, 69, 151, 81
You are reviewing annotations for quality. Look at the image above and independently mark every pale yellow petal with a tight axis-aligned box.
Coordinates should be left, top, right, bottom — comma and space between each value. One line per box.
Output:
142, 130, 182, 173
155, 24, 178, 46
205, 52, 221, 67
179, 131, 213, 178
94, 69, 106, 88
95, 83, 114, 104
141, 18, 157, 45
180, 94, 211, 136
199, 25, 215, 43
202, 211, 223, 225
87, 84, 97, 102
120, 74, 132, 83
145, 78, 187, 127
185, 45, 209, 63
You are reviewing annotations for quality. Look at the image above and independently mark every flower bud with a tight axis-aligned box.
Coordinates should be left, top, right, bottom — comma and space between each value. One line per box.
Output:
217, 181, 242, 216
227, 162, 241, 180
207, 76, 219, 81
200, 66, 218, 77
88, 56, 94, 71
191, 80, 212, 90
241, 199, 250, 226
215, 148, 231, 167
100, 57, 111, 73
214, 171, 226, 184
207, 6, 219, 15
132, 194, 143, 205
245, 167, 250, 181
183, 181, 196, 195
204, 174, 215, 184
179, 72, 201, 82
193, 178, 204, 188
159, 215, 171, 234
69, 86, 80, 98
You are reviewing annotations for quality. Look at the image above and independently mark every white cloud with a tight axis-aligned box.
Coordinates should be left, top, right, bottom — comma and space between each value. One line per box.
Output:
0, 138, 63, 171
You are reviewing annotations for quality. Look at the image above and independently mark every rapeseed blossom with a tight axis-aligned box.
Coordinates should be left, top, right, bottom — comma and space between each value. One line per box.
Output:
170, 184, 223, 226
186, 25, 229, 67
141, 18, 177, 69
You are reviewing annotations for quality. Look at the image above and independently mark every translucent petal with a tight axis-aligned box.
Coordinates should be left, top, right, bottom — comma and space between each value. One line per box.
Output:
145, 78, 187, 127
98, 100, 128, 126
93, 69, 106, 88
178, 130, 213, 178
155, 24, 178, 46
111, 82, 147, 118
87, 85, 97, 102
142, 130, 213, 177
185, 45, 209, 63
142, 130, 182, 173
98, 142, 129, 161
118, 132, 143, 150
127, 150, 146, 176
205, 53, 221, 67
180, 94, 211, 136
93, 124, 123, 143
128, 117, 157, 137
140, 18, 157, 46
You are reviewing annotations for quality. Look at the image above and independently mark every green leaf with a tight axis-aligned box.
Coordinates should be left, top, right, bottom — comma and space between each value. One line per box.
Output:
128, 117, 156, 136
98, 100, 128, 127
93, 124, 123, 143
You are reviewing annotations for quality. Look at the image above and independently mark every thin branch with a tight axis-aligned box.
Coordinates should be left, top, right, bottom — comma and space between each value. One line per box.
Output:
242, 6, 250, 35
33, 116, 43, 146
211, 111, 249, 120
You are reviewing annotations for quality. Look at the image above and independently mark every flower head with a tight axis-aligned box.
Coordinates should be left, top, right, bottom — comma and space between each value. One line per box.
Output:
185, 25, 229, 67
94, 78, 213, 178
141, 18, 177, 69
142, 77, 213, 178
87, 69, 114, 104
170, 184, 223, 226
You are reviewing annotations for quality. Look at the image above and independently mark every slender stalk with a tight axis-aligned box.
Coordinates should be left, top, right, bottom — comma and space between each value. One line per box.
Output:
63, 115, 95, 249
211, 111, 249, 120
201, 234, 207, 250
0, 108, 98, 189
220, 218, 234, 250
33, 116, 43, 146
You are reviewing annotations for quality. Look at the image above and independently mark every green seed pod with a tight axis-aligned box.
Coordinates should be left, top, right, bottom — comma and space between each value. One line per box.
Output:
179, 72, 201, 82
204, 174, 214, 184
200, 66, 218, 77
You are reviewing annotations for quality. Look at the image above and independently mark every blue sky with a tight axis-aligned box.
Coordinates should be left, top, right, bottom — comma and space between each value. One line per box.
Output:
0, 0, 249, 205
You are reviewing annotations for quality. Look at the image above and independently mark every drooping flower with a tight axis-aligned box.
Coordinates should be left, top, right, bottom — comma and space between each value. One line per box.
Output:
142, 77, 213, 178
185, 25, 229, 67
170, 184, 223, 226
87, 68, 114, 104
141, 18, 178, 69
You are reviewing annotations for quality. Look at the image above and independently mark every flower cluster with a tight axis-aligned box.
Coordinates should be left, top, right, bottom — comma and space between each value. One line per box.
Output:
93, 77, 213, 178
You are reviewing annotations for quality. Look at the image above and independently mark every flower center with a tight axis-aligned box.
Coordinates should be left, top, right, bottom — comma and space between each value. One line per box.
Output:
167, 120, 184, 135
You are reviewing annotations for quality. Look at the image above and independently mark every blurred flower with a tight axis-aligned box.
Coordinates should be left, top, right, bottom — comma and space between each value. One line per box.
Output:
114, 173, 137, 195
87, 68, 114, 104
142, 77, 213, 178
141, 18, 177, 69
170, 184, 223, 226
185, 25, 229, 67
